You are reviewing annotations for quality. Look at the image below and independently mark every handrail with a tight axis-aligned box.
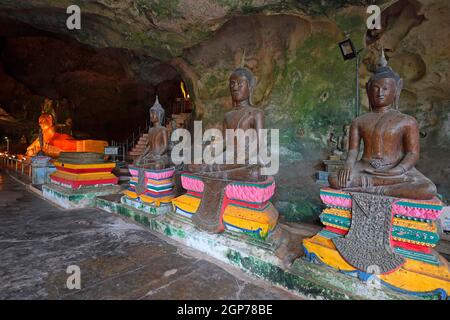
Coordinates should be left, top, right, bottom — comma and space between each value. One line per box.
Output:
110, 118, 150, 163
0, 154, 33, 179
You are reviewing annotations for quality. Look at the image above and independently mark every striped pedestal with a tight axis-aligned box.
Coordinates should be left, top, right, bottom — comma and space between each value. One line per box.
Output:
172, 173, 278, 240
50, 161, 118, 189
44, 157, 120, 209
123, 166, 175, 207
303, 188, 450, 299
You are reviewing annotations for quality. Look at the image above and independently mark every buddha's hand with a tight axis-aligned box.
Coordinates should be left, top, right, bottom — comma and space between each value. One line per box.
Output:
364, 166, 405, 176
337, 167, 352, 188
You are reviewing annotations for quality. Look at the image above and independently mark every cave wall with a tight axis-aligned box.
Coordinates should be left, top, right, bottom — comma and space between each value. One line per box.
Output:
0, 0, 449, 222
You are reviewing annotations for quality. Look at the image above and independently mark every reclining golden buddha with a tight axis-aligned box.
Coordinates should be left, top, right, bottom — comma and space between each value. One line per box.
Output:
26, 98, 108, 158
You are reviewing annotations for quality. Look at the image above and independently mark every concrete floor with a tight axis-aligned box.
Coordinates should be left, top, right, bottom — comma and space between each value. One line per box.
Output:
0, 171, 299, 300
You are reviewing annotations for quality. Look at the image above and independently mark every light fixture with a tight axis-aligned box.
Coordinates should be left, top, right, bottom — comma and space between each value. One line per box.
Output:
180, 81, 189, 101
338, 38, 363, 117
338, 38, 356, 60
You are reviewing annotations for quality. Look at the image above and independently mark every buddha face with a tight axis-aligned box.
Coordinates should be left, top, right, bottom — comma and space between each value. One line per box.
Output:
150, 110, 159, 124
38, 113, 54, 131
229, 74, 250, 104
368, 78, 397, 109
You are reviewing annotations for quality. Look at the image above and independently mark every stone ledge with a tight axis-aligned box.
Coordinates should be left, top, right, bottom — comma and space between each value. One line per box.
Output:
42, 183, 123, 209
95, 196, 419, 300
120, 195, 171, 216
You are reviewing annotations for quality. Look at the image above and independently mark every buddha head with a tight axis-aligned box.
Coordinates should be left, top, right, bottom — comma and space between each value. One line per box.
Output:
149, 95, 165, 126
366, 49, 403, 111
229, 68, 256, 106
38, 113, 54, 131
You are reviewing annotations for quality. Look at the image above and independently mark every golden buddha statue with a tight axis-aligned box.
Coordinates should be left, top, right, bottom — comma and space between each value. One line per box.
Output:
26, 98, 108, 158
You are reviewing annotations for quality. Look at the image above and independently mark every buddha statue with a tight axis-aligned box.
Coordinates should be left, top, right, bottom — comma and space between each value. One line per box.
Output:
328, 50, 437, 200
173, 68, 279, 237
338, 124, 350, 155
302, 51, 449, 296
186, 67, 266, 181
27, 101, 77, 157
126, 96, 175, 203
134, 96, 170, 170
26, 98, 107, 158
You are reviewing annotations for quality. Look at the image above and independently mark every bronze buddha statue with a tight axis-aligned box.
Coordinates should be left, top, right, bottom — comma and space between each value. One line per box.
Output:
134, 96, 170, 170
329, 50, 437, 200
180, 68, 277, 234
187, 67, 265, 181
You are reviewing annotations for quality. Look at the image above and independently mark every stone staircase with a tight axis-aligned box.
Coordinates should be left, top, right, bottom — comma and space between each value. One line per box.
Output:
128, 133, 148, 161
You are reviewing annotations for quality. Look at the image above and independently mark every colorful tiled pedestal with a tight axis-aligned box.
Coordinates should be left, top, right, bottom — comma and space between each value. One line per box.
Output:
49, 160, 118, 189
172, 172, 278, 240
303, 188, 450, 299
123, 166, 175, 207
43, 153, 121, 209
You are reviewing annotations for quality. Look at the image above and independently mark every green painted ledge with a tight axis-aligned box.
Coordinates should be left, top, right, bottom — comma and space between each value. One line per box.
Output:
42, 183, 123, 209
121, 196, 171, 215
95, 195, 421, 300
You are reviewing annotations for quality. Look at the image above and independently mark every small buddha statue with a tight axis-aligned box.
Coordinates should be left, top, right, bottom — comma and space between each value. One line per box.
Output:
338, 124, 351, 155
134, 96, 170, 170
328, 50, 437, 200
123, 96, 177, 204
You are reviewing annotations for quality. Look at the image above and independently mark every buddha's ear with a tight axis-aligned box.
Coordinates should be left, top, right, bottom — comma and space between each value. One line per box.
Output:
397, 78, 404, 92
366, 82, 372, 111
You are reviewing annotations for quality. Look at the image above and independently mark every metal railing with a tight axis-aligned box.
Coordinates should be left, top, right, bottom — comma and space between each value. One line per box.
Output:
111, 119, 150, 163
0, 154, 33, 179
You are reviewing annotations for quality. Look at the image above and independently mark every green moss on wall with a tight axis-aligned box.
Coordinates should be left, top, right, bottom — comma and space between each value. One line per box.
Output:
269, 34, 355, 150
137, 0, 180, 19
263, 12, 368, 222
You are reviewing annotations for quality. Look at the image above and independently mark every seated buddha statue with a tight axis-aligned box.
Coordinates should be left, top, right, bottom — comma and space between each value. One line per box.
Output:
134, 96, 170, 170
186, 67, 266, 181
26, 98, 107, 158
174, 68, 279, 236
129, 96, 174, 199
328, 50, 437, 200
